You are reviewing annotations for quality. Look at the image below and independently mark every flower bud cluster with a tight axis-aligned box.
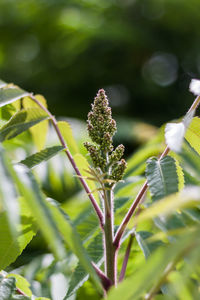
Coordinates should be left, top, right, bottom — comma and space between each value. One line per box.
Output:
110, 159, 127, 182
84, 142, 106, 169
84, 89, 127, 183
87, 89, 117, 150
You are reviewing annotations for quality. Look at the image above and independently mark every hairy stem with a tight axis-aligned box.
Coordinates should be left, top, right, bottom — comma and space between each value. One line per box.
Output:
29, 94, 104, 229
104, 189, 117, 285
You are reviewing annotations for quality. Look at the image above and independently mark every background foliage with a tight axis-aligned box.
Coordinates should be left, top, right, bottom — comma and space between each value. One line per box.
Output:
1, 0, 200, 125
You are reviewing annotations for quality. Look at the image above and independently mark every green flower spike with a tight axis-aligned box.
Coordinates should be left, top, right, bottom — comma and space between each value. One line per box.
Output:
84, 89, 127, 185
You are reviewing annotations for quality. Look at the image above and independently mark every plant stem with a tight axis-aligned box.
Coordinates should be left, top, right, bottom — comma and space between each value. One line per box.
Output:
119, 234, 134, 282
92, 262, 112, 292
103, 188, 117, 285
16, 287, 26, 296
29, 94, 104, 229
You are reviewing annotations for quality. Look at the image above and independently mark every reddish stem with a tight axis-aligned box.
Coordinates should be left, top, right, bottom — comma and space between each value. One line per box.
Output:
119, 234, 134, 282
92, 262, 112, 292
113, 146, 170, 248
29, 94, 104, 229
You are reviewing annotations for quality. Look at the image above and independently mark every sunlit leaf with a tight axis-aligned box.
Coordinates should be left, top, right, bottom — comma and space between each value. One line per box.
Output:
0, 86, 28, 108
0, 108, 49, 142
20, 146, 64, 169
12, 165, 66, 260
58, 121, 79, 155
23, 95, 49, 150
185, 117, 200, 155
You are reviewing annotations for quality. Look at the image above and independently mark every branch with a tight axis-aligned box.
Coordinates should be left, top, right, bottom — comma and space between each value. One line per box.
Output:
113, 95, 200, 248
113, 146, 170, 248
29, 94, 104, 229
119, 233, 134, 282
92, 262, 112, 292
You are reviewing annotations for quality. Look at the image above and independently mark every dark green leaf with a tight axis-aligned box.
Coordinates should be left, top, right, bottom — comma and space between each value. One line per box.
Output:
146, 156, 179, 201
19, 146, 64, 169
0, 108, 49, 142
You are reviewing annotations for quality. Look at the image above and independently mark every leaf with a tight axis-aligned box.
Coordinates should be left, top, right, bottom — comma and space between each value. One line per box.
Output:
23, 95, 49, 151
48, 204, 102, 295
0, 197, 37, 271
0, 108, 49, 142
7, 274, 32, 297
185, 117, 200, 155
12, 165, 66, 260
65, 233, 103, 299
146, 156, 179, 201
135, 231, 164, 259
19, 146, 64, 169
0, 276, 16, 300
107, 229, 200, 300
74, 209, 99, 242
132, 186, 200, 228
74, 153, 99, 200
0, 147, 19, 235
169, 153, 185, 191
58, 121, 79, 155
0, 87, 28, 108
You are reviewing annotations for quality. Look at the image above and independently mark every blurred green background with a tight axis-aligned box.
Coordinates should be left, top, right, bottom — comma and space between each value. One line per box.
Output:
0, 0, 199, 125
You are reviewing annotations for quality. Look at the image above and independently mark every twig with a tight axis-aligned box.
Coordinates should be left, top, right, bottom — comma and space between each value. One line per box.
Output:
119, 233, 134, 282
29, 94, 104, 229
92, 262, 112, 292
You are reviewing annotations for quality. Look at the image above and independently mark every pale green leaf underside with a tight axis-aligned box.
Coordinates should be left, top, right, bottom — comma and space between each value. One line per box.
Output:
20, 146, 64, 169
146, 156, 179, 201
0, 108, 49, 142
0, 276, 15, 300
0, 87, 28, 107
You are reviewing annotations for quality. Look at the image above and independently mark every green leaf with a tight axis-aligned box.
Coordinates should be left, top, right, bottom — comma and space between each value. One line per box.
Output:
0, 276, 15, 300
146, 156, 179, 201
107, 229, 200, 300
65, 233, 103, 299
23, 95, 49, 151
48, 204, 102, 295
0, 196, 37, 271
185, 117, 200, 155
0, 87, 28, 108
58, 121, 79, 155
7, 274, 32, 297
19, 146, 64, 169
0, 108, 49, 142
135, 231, 164, 259
132, 186, 200, 227
0, 147, 19, 235
12, 165, 66, 260
74, 209, 99, 242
